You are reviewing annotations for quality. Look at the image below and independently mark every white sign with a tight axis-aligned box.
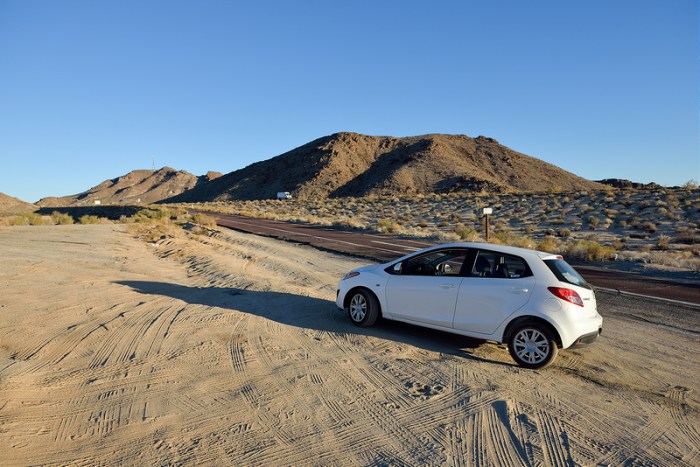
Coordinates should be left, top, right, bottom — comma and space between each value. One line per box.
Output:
482, 207, 493, 215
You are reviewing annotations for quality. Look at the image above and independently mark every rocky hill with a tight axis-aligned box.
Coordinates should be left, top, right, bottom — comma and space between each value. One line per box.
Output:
37, 168, 222, 207
0, 192, 37, 214
165, 132, 603, 202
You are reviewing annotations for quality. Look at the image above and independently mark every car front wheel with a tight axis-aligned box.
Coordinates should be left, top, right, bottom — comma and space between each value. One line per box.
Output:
347, 289, 379, 327
507, 325, 559, 369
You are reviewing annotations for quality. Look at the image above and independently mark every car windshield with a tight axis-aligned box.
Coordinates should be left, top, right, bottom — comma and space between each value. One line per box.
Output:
544, 259, 591, 289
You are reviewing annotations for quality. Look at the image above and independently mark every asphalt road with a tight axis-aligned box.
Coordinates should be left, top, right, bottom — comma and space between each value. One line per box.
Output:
195, 210, 700, 307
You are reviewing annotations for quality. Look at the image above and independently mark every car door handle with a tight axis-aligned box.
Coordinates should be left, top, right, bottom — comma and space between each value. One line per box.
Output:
509, 287, 529, 294
440, 284, 457, 289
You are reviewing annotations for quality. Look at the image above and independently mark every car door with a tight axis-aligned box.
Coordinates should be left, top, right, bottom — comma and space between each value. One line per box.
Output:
385, 248, 469, 328
453, 249, 535, 335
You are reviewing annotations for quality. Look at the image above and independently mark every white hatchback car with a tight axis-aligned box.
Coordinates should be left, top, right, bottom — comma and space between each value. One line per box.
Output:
336, 243, 602, 368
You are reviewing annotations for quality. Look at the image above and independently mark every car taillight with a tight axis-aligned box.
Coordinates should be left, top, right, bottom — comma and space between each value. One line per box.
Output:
547, 286, 584, 307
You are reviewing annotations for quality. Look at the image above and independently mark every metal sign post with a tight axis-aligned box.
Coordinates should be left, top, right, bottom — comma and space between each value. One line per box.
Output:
483, 207, 492, 242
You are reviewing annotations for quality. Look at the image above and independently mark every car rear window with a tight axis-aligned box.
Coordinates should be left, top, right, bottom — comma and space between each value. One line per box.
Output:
544, 259, 591, 289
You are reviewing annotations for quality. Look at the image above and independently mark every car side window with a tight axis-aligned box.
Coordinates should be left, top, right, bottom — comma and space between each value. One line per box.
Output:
470, 251, 531, 278
401, 249, 468, 276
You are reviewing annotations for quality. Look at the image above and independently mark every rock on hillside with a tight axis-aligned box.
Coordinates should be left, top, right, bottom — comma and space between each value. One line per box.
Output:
166, 132, 604, 202
37, 167, 221, 207
595, 179, 662, 190
0, 192, 37, 214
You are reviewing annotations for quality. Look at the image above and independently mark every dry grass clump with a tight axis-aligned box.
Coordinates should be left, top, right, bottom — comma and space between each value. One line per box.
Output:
51, 211, 74, 225
375, 218, 403, 234
128, 207, 188, 224
133, 222, 175, 244
454, 224, 479, 241
126, 206, 215, 242
3, 213, 47, 226
537, 236, 560, 253
78, 215, 105, 225
565, 240, 616, 261
192, 213, 217, 228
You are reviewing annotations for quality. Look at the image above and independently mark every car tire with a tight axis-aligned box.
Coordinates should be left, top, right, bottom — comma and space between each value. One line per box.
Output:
347, 289, 380, 327
507, 324, 559, 369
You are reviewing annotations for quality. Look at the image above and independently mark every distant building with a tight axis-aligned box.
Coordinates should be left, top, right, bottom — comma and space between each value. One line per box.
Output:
94, 200, 101, 205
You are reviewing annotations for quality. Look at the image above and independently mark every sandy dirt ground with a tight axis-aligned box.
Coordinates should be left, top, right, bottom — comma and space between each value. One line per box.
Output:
1, 225, 698, 465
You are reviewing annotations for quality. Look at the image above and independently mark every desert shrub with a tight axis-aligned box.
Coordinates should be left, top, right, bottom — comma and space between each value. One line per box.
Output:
192, 213, 217, 228
642, 221, 657, 233
27, 213, 46, 225
537, 236, 560, 253
675, 228, 698, 244
493, 231, 535, 249
8, 215, 29, 226
645, 251, 700, 272
656, 235, 671, 251
376, 218, 402, 234
78, 215, 102, 224
454, 224, 478, 241
133, 208, 167, 223
187, 225, 211, 236
51, 211, 74, 225
587, 216, 600, 229
557, 228, 572, 238
505, 234, 536, 249
683, 179, 698, 190
565, 240, 616, 261
8, 213, 46, 226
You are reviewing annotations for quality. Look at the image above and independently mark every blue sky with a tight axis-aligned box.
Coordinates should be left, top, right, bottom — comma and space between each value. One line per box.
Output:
1, 0, 698, 202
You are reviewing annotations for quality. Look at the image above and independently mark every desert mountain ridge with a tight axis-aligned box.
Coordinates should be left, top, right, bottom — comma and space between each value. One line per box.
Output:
36, 167, 222, 207
165, 132, 604, 202
31, 132, 657, 208
0, 192, 37, 214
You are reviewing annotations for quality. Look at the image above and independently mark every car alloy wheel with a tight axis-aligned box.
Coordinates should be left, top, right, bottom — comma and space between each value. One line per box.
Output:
347, 289, 379, 327
349, 293, 367, 322
508, 325, 559, 369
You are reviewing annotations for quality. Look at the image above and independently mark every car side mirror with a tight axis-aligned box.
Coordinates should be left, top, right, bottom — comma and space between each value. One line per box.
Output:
393, 262, 402, 274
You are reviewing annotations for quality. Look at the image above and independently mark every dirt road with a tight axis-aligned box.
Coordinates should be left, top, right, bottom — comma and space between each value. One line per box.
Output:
0, 225, 698, 465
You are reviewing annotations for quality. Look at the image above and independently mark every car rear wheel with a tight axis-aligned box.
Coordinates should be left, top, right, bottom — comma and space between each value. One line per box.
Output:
347, 289, 379, 327
508, 324, 559, 369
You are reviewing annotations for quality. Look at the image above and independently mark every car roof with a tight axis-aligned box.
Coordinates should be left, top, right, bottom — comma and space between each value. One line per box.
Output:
423, 242, 561, 261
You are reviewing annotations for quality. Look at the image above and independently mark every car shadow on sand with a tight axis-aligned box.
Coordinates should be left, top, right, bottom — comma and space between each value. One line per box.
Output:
115, 280, 512, 367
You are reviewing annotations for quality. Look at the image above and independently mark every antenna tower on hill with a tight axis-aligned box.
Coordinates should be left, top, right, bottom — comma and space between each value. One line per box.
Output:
152, 158, 155, 171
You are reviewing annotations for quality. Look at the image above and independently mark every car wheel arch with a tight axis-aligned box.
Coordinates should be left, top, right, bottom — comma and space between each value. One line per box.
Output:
503, 316, 562, 349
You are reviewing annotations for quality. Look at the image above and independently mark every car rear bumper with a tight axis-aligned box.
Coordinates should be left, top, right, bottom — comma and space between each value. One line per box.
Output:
570, 328, 602, 347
